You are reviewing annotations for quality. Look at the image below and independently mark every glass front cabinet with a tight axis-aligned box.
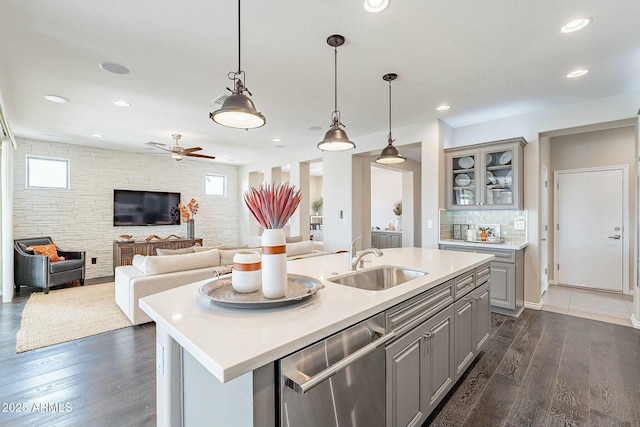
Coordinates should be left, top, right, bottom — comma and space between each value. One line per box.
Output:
445, 137, 527, 210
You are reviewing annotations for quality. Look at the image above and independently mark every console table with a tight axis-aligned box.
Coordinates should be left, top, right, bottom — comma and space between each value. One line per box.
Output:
113, 238, 203, 268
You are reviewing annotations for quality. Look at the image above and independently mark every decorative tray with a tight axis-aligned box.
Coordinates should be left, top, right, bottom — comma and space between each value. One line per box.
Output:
199, 274, 324, 309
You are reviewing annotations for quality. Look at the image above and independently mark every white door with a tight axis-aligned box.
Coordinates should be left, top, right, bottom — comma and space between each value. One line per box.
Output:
556, 168, 624, 291
541, 164, 549, 293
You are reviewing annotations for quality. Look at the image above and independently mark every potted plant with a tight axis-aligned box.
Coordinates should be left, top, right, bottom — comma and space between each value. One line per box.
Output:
312, 197, 323, 215
244, 183, 303, 298
393, 201, 402, 231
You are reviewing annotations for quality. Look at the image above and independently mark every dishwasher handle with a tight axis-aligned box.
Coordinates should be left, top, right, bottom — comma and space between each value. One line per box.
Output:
283, 329, 396, 394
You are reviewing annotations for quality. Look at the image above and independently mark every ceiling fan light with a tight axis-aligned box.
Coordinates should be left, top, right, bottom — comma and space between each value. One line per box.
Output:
210, 92, 265, 129
376, 141, 406, 164
171, 152, 183, 161
317, 124, 355, 151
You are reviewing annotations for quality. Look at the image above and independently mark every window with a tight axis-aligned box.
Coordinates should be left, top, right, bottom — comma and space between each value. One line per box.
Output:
205, 174, 226, 196
27, 156, 69, 189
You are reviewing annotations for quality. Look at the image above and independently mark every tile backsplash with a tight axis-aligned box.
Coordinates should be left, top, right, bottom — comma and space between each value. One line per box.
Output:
440, 209, 528, 243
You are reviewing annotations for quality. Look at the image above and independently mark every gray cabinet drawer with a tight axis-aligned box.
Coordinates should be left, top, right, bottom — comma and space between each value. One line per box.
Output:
454, 269, 475, 299
386, 280, 454, 333
476, 263, 491, 285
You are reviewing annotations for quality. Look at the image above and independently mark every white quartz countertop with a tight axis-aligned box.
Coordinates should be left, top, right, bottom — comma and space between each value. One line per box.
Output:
439, 239, 528, 251
139, 248, 493, 383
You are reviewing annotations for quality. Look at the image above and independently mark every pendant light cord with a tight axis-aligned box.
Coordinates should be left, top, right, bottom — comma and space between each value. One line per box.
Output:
333, 46, 338, 112
388, 78, 392, 140
237, 0, 241, 74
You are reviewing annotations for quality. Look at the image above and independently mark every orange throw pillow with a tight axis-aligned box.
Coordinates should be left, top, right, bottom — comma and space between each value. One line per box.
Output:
26, 243, 65, 262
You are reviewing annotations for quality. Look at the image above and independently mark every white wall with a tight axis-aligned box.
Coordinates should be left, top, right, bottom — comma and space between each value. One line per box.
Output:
13, 138, 240, 279
370, 166, 402, 230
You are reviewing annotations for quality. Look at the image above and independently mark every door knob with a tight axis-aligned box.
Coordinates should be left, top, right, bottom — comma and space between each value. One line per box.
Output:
608, 235, 621, 239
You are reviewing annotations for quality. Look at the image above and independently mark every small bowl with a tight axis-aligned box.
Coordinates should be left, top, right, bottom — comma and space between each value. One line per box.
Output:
487, 237, 500, 243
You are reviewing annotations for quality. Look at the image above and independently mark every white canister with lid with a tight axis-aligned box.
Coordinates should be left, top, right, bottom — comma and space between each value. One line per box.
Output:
232, 250, 262, 293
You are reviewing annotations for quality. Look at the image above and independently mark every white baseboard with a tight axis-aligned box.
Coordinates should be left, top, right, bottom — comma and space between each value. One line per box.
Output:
632, 313, 640, 329
525, 299, 544, 310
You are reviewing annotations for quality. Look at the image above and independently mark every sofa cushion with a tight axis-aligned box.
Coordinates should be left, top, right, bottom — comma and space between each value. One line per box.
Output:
132, 254, 147, 271
142, 249, 221, 275
286, 235, 303, 243
50, 258, 84, 273
194, 246, 216, 253
286, 240, 314, 257
156, 246, 196, 256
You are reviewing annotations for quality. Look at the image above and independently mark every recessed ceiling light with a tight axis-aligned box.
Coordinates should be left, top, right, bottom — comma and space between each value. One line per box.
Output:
436, 105, 451, 111
561, 17, 592, 33
272, 138, 282, 142
566, 69, 589, 78
364, 0, 389, 13
91, 133, 104, 138
308, 125, 322, 131
43, 95, 70, 104
99, 62, 130, 74
114, 100, 131, 107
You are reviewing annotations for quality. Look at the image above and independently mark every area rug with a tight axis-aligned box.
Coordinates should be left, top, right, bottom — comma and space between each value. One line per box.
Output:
16, 282, 132, 353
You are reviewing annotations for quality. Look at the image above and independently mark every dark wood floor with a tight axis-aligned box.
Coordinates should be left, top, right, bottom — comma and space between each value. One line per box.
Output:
1, 285, 639, 426
425, 309, 640, 427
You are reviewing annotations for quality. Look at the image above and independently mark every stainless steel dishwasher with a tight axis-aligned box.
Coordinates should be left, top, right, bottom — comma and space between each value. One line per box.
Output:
279, 313, 395, 427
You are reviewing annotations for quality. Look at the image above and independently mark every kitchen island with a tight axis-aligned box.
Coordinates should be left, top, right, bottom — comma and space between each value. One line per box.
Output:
140, 247, 493, 427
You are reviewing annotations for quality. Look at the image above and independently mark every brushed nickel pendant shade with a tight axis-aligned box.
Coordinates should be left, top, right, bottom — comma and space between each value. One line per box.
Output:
317, 35, 355, 152
375, 73, 406, 164
210, 0, 265, 129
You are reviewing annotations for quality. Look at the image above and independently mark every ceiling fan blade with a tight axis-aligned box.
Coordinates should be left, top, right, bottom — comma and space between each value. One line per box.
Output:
182, 146, 203, 153
185, 153, 216, 160
146, 141, 171, 152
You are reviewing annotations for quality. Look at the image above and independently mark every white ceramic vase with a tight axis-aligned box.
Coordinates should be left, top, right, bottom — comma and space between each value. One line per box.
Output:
231, 250, 262, 293
261, 228, 288, 298
394, 216, 402, 231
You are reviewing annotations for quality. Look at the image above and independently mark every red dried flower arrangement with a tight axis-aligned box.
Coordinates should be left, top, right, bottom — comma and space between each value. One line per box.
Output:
244, 183, 303, 229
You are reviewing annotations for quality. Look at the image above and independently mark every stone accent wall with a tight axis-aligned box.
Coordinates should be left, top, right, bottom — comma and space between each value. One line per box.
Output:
13, 138, 239, 279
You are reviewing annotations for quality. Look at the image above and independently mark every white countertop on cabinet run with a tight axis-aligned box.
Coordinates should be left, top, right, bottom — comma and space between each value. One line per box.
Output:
139, 248, 493, 384
439, 239, 528, 251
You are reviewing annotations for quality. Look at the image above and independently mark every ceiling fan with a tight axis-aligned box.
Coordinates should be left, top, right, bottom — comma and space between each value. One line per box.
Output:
146, 134, 216, 161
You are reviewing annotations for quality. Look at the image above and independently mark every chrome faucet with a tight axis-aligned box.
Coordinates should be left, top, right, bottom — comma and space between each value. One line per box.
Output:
349, 236, 383, 270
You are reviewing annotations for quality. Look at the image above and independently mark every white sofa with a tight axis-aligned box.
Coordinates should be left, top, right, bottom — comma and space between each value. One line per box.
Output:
115, 241, 328, 325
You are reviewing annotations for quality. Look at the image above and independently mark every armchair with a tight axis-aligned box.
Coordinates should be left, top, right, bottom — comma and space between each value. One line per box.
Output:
14, 237, 85, 294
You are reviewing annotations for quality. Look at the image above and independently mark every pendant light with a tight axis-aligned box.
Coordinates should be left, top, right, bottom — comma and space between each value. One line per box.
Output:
210, 0, 265, 129
317, 34, 355, 152
375, 73, 406, 164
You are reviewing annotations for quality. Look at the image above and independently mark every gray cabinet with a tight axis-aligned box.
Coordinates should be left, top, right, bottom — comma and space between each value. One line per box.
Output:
445, 137, 527, 210
386, 263, 490, 426
372, 231, 402, 249
489, 261, 516, 310
454, 296, 474, 380
440, 244, 525, 317
474, 281, 491, 352
424, 306, 455, 414
386, 320, 428, 427
386, 305, 454, 427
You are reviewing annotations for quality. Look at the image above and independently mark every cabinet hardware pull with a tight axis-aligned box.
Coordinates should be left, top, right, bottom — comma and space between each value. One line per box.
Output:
423, 332, 432, 339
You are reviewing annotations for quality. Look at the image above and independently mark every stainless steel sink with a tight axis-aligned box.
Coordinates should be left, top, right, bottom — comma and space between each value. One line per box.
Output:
328, 265, 428, 291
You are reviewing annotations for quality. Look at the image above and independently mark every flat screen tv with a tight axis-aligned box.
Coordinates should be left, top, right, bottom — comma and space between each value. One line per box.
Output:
113, 189, 181, 226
